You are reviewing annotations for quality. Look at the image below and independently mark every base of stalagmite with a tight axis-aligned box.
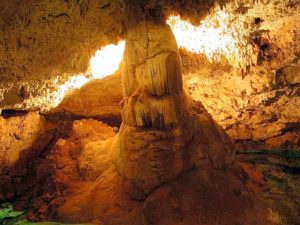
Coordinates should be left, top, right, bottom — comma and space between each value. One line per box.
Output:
54, 99, 271, 225
57, 166, 270, 225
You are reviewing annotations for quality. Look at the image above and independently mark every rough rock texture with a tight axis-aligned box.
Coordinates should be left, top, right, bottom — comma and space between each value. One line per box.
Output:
0, 0, 125, 83
113, 11, 235, 195
0, 112, 53, 169
0, 111, 71, 192
184, 52, 300, 150
1, 116, 299, 224
0, 112, 74, 200
52, 72, 123, 126
237, 150, 300, 225
183, 0, 300, 150
0, 0, 125, 112
0, 118, 115, 221
0, 0, 227, 108
0, 0, 299, 152
0, 0, 299, 225
0, 8, 275, 225
54, 12, 269, 225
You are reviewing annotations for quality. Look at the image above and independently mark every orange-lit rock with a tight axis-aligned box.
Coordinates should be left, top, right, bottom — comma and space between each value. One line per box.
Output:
0, 0, 299, 153
53, 9, 269, 224
0, 118, 116, 221
180, 0, 300, 150
0, 111, 67, 202
0, 112, 57, 170
0, 0, 299, 224
53, 73, 123, 125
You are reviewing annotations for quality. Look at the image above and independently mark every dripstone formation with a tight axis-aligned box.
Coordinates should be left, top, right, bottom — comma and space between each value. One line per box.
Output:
0, 2, 289, 225
54, 8, 270, 225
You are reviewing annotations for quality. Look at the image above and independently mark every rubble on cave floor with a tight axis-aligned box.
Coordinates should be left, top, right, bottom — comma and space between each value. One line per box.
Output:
0, 112, 298, 224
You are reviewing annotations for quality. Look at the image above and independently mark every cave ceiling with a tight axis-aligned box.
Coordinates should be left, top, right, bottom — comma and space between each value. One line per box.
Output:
0, 0, 264, 83
0, 0, 299, 149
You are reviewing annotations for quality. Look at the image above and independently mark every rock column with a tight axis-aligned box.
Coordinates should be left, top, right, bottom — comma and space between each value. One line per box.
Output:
114, 8, 234, 198
113, 17, 192, 196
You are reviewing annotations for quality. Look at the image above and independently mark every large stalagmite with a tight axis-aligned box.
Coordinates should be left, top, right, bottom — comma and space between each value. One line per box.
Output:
53, 6, 270, 225
0, 1, 299, 224
114, 17, 233, 196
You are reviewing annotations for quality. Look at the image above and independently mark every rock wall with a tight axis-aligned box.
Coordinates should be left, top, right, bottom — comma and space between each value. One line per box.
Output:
0, 0, 125, 112
0, 0, 125, 83
0, 0, 299, 150
52, 72, 123, 126
182, 0, 300, 150
0, 111, 73, 202
0, 112, 54, 170
0, 0, 227, 111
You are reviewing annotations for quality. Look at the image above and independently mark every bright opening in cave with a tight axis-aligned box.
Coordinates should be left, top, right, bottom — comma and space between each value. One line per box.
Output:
167, 9, 254, 68
56, 7, 254, 108
55, 10, 251, 108
51, 41, 125, 106
0, 8, 256, 112
54, 41, 126, 103
9, 41, 126, 111
90, 41, 126, 79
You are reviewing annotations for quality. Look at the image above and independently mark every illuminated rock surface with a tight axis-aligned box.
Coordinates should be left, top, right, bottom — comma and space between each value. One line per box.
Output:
0, 0, 299, 151
52, 73, 123, 126
0, 0, 299, 225
0, 115, 299, 224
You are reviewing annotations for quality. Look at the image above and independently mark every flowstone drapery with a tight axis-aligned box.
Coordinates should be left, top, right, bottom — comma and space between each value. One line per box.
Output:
61, 18, 269, 225
113, 18, 234, 197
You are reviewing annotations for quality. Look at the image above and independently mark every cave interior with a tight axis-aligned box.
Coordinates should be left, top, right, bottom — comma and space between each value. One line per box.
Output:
0, 0, 300, 225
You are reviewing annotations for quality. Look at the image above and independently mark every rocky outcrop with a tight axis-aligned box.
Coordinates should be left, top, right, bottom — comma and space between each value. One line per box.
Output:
0, 118, 115, 221
0, 0, 299, 151
182, 0, 300, 150
0, 0, 125, 83
0, 1, 299, 224
0, 111, 72, 203
52, 73, 123, 126
54, 10, 270, 224
237, 150, 300, 225
0, 112, 57, 172
0, 0, 228, 109
0, 115, 298, 224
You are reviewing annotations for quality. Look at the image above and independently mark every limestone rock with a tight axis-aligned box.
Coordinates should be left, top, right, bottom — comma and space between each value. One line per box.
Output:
78, 136, 117, 181
0, 0, 125, 83
0, 112, 56, 169
53, 73, 123, 125
282, 60, 300, 85
0, 1, 299, 224
0, 0, 299, 153
115, 17, 235, 197
143, 168, 270, 225
0, 118, 116, 221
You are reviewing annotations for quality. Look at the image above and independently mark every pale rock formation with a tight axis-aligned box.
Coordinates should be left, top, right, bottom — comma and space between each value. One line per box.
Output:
109, 17, 234, 196
182, 0, 300, 150
62, 8, 272, 224
0, 0, 298, 224
0, 0, 299, 152
53, 73, 123, 125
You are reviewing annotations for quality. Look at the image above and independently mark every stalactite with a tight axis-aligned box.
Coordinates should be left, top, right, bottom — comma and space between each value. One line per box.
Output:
114, 4, 234, 198
121, 21, 183, 129
135, 52, 183, 96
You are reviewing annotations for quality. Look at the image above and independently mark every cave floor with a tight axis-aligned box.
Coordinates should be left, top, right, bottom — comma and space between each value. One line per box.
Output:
2, 150, 299, 225
1, 116, 299, 225
0, 203, 91, 225
237, 150, 300, 225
